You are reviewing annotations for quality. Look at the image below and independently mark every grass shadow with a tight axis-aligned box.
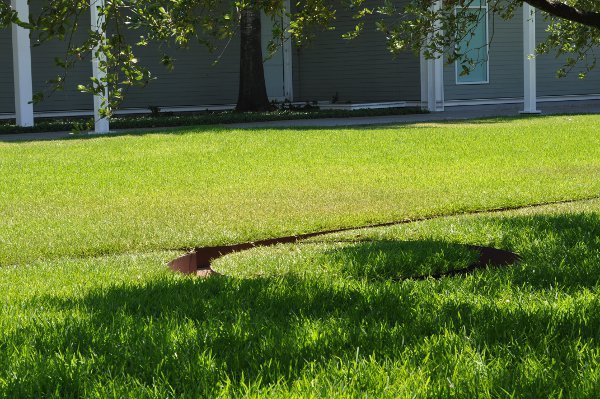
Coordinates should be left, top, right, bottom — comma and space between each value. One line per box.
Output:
482, 211, 600, 291
214, 239, 483, 281
3, 211, 600, 396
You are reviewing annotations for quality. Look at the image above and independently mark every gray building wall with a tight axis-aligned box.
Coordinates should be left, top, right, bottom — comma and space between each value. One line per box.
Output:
535, 12, 600, 97
1, 19, 95, 115
0, 28, 15, 114
29, 1, 93, 112
444, 8, 524, 101
3, 0, 241, 114
444, 7, 600, 102
119, 38, 239, 109
0, 20, 240, 114
293, 6, 421, 103
292, 43, 301, 101
5, 3, 600, 116
30, 39, 94, 112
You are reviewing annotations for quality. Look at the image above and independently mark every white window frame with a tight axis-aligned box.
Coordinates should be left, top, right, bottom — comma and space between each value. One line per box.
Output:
455, 2, 490, 85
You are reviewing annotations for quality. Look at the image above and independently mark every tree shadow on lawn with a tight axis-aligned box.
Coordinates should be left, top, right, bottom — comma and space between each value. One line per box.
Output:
305, 239, 481, 281
5, 213, 600, 396
212, 238, 500, 281
477, 211, 600, 291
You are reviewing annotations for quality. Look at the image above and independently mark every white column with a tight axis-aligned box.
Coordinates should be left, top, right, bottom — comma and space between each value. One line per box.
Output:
420, 52, 428, 109
522, 3, 540, 114
90, 0, 110, 133
11, 0, 34, 127
430, 53, 445, 112
420, 0, 444, 112
282, 0, 293, 101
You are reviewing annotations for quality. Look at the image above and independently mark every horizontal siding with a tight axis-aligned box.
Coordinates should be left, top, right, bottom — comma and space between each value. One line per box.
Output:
292, 41, 300, 101
295, 2, 420, 103
0, 27, 15, 114
29, 0, 93, 112
6, 1, 421, 113
445, 7, 600, 101
444, 8, 524, 101
535, 12, 600, 96
120, 38, 239, 109
30, 39, 94, 112
16, 0, 239, 113
119, 1, 241, 108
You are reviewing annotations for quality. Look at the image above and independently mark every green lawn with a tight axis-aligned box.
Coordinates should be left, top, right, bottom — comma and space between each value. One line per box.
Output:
1, 115, 599, 265
1, 115, 600, 397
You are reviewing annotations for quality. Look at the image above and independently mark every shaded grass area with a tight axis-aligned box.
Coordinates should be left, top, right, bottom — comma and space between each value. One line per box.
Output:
214, 240, 481, 280
1, 200, 600, 397
1, 115, 600, 266
0, 107, 424, 134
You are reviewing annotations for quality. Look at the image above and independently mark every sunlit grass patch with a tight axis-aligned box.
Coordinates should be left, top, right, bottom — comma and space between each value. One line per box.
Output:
1, 115, 599, 265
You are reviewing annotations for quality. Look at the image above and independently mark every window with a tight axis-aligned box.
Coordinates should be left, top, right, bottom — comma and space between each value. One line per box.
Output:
455, 1, 489, 84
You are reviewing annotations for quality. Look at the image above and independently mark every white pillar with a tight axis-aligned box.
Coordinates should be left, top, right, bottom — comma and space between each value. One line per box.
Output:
429, 53, 445, 112
11, 0, 34, 127
90, 0, 110, 133
282, 0, 293, 101
420, 53, 428, 108
522, 3, 540, 114
420, 0, 444, 112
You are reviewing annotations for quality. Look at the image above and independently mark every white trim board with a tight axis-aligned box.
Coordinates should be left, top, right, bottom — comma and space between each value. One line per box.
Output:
536, 94, 600, 103
319, 101, 409, 110
0, 101, 426, 121
445, 94, 600, 107
0, 105, 237, 120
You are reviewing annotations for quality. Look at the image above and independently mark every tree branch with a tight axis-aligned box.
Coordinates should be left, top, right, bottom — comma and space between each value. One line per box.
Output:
524, 0, 600, 29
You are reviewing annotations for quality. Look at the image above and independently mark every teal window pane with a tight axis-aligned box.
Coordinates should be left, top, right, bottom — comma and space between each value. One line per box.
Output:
456, 8, 488, 84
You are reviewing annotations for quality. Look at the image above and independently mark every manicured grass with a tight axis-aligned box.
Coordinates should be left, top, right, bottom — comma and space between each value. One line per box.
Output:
1, 115, 600, 397
1, 115, 599, 266
1, 199, 599, 397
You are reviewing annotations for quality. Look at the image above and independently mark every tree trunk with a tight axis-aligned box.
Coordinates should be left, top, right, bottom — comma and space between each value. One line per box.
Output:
236, 5, 271, 112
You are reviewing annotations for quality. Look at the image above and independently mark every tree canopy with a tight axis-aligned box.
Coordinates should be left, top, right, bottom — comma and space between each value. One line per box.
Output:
2, 0, 339, 112
1, 0, 599, 114
376, 0, 600, 78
